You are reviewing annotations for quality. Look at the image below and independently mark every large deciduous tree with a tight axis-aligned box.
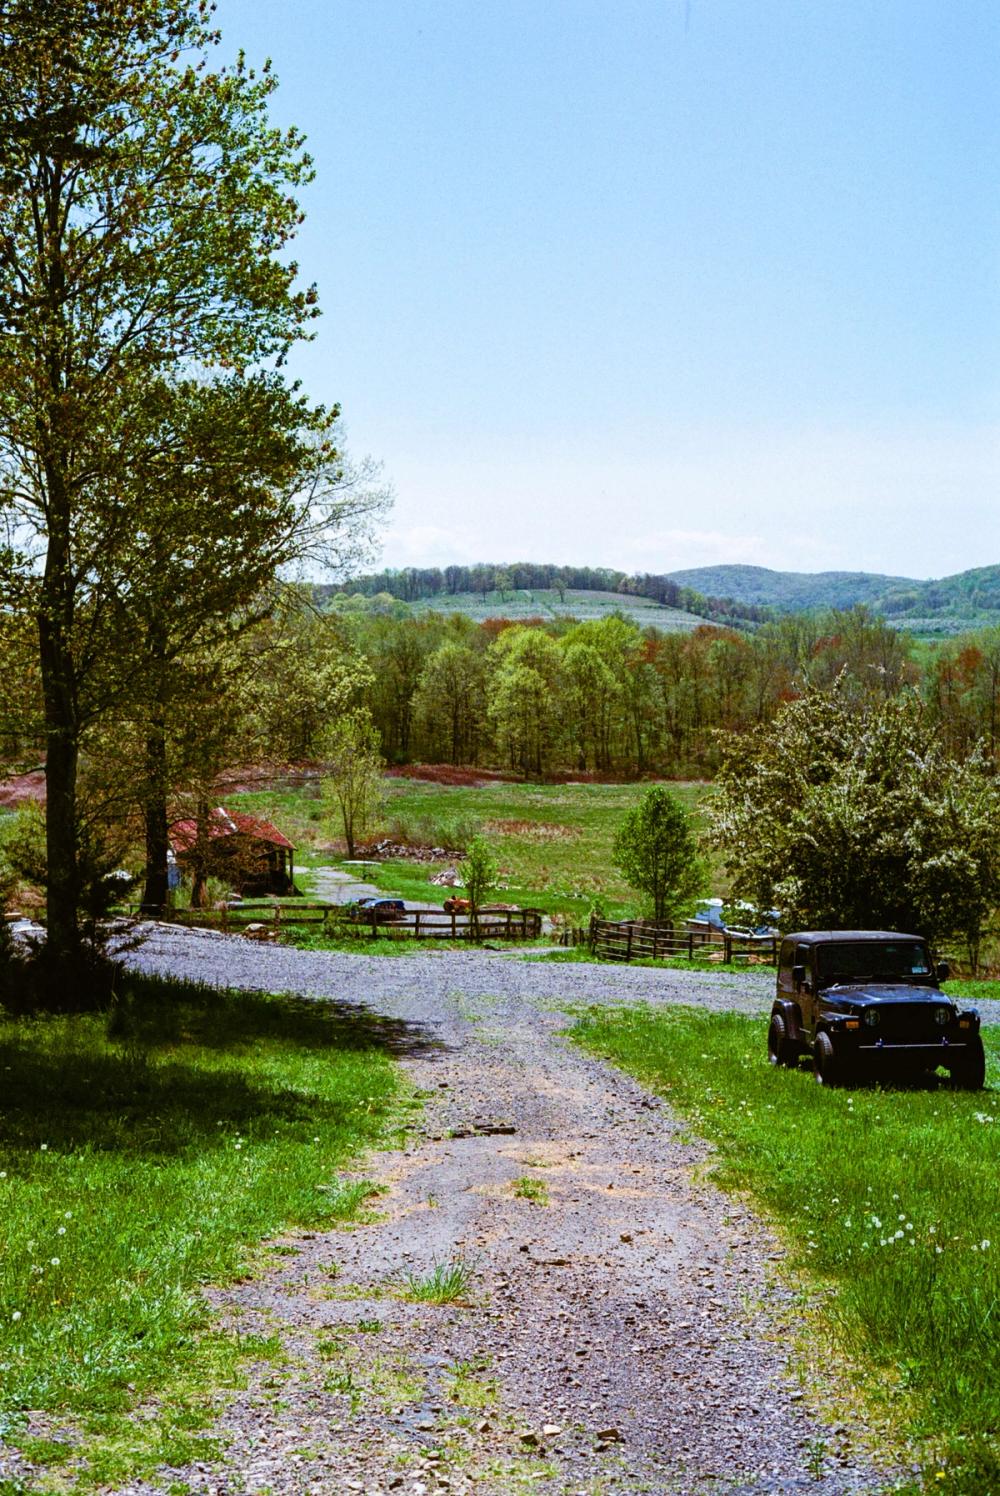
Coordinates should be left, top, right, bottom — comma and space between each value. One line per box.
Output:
0, 0, 320, 967
709, 687, 1000, 962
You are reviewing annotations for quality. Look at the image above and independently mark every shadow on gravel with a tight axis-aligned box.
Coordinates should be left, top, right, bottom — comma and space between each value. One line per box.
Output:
0, 972, 444, 1159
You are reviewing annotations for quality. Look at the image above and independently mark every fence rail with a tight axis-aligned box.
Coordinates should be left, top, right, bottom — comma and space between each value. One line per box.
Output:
329, 907, 544, 942
590, 917, 777, 966
132, 901, 543, 942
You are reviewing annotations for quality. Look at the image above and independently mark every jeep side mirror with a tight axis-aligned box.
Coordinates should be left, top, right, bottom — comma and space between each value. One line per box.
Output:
791, 964, 806, 987
936, 961, 950, 983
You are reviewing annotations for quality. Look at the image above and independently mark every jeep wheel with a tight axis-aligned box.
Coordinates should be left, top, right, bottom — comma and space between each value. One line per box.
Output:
767, 1013, 797, 1068
813, 1031, 845, 1087
950, 1035, 986, 1091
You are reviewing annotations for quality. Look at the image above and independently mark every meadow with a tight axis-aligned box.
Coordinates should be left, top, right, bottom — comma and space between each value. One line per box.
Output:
0, 975, 408, 1489
232, 774, 713, 923
572, 1004, 1000, 1496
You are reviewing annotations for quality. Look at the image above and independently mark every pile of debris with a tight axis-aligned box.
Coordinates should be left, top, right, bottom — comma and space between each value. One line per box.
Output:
357, 840, 464, 864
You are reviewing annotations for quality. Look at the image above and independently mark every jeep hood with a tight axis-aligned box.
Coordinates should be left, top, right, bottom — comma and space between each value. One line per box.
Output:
822, 982, 945, 1004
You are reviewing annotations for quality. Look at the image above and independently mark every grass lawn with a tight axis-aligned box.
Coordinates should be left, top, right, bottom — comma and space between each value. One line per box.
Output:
233, 776, 713, 923
571, 1004, 1000, 1495
0, 974, 411, 1490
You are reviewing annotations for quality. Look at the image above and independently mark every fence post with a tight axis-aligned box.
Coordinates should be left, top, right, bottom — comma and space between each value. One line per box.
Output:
724, 933, 731, 963
626, 924, 633, 962
414, 910, 421, 940
688, 932, 693, 960
451, 909, 456, 940
370, 910, 378, 940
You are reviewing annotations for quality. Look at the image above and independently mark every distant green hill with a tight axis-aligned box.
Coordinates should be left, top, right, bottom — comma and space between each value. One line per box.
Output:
666, 563, 1000, 626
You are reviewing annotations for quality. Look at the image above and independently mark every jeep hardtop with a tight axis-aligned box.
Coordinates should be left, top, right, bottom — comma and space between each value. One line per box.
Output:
768, 930, 984, 1088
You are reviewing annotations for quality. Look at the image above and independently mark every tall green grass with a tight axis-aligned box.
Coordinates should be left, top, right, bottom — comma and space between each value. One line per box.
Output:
0, 975, 407, 1432
571, 1005, 1000, 1495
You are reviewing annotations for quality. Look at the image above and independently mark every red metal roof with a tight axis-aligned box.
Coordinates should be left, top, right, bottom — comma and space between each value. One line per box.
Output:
169, 806, 294, 854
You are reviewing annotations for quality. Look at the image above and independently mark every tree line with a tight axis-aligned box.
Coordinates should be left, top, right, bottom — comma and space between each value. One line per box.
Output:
226, 599, 1000, 780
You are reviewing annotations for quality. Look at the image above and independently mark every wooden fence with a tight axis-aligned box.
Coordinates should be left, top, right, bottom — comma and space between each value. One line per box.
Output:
131, 900, 331, 933
134, 901, 543, 942
590, 917, 777, 966
329, 907, 544, 942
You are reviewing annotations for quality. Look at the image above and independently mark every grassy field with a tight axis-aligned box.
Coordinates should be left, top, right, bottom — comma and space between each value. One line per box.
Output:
571, 1005, 1000, 1495
233, 776, 713, 923
406, 587, 707, 629
0, 975, 408, 1490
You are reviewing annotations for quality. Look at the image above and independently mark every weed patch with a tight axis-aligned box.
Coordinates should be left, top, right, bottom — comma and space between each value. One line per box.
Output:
402, 1258, 476, 1305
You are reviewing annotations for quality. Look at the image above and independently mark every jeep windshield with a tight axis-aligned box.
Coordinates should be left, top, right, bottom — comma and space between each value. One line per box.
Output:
816, 942, 932, 986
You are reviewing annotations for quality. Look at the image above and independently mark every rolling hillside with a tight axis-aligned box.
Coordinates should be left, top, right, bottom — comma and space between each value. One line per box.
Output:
667, 563, 1000, 627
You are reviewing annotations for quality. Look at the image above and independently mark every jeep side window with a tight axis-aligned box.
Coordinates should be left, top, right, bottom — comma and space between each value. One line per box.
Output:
794, 944, 811, 989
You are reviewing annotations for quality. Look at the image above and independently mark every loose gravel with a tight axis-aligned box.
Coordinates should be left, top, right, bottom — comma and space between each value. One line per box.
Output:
89, 931, 912, 1492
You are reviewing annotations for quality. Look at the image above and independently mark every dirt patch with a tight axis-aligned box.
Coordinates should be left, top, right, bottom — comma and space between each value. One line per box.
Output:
385, 764, 520, 787
0, 768, 46, 809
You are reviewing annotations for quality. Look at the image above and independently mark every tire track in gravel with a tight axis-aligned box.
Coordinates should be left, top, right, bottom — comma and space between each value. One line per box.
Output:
117, 930, 898, 1495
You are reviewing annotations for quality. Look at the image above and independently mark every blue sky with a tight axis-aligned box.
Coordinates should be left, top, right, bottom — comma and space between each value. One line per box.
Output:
222, 0, 1000, 581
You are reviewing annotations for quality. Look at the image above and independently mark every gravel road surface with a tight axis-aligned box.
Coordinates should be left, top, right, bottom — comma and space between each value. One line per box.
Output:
104, 930, 905, 1494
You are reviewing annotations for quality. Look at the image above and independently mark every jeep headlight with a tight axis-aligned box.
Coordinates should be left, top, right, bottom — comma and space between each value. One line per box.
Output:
934, 1007, 950, 1027
864, 1008, 880, 1028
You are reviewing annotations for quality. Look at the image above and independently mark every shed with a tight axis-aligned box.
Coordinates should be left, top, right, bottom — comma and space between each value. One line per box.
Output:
169, 806, 297, 896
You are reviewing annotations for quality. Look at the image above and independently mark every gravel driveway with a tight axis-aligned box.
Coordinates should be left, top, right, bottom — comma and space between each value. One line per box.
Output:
114, 929, 901, 1495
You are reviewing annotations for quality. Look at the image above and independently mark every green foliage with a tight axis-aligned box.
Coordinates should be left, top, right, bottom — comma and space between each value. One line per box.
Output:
612, 784, 706, 923
710, 688, 1000, 955
0, 804, 46, 889
572, 1005, 1000, 1494
462, 835, 499, 919
323, 713, 386, 858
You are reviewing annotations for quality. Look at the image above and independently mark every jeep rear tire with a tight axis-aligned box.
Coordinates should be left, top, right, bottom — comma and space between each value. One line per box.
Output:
950, 1035, 986, 1091
813, 1030, 844, 1087
767, 1013, 797, 1068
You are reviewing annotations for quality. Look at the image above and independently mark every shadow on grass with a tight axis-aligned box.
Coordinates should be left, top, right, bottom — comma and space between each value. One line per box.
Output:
0, 971, 443, 1158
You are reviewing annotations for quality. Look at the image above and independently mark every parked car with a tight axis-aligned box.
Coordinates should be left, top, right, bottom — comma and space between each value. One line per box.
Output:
687, 898, 779, 939
345, 897, 406, 924
767, 930, 984, 1088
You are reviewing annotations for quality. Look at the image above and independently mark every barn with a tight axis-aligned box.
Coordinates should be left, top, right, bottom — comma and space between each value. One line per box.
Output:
168, 806, 297, 896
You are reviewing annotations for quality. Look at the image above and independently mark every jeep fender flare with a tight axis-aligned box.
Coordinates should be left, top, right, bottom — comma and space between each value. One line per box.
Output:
772, 998, 803, 1043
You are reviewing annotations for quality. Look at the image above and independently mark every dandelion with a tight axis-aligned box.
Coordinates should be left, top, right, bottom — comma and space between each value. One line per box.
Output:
11, 1310, 21, 1321
64, 1212, 72, 1220
57, 1227, 66, 1236
982, 1240, 991, 1251
313, 1136, 320, 1143
894, 1230, 904, 1240
40, 1144, 48, 1152
0, 1171, 6, 1178
234, 1142, 242, 1150
50, 1257, 59, 1266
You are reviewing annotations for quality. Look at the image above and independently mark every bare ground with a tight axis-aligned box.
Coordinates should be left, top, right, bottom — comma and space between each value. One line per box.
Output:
86, 934, 904, 1495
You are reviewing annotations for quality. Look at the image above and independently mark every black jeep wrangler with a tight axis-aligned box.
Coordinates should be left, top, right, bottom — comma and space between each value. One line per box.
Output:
768, 930, 985, 1089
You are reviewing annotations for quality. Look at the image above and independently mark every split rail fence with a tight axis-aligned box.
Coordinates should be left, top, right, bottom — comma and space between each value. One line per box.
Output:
590, 917, 777, 966
137, 901, 543, 943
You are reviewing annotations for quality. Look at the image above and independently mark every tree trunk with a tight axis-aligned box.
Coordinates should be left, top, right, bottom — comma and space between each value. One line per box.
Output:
141, 722, 170, 910
190, 798, 210, 908
38, 491, 81, 972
